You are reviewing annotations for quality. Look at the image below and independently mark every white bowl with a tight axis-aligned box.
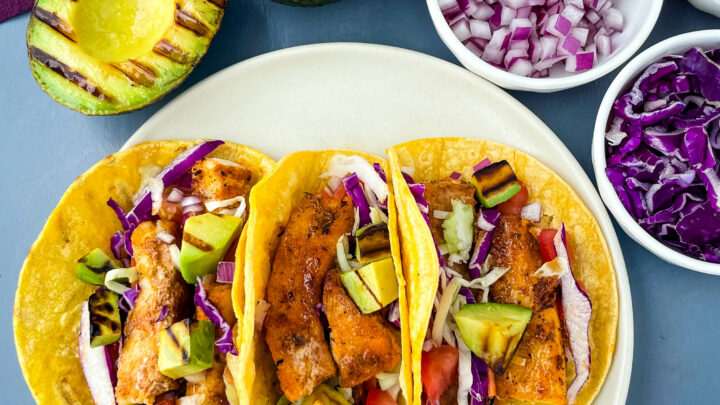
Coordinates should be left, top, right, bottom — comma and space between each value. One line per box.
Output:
592, 30, 720, 275
427, 0, 663, 92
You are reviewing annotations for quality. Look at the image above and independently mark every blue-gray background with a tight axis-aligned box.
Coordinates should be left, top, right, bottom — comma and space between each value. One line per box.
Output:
0, 0, 718, 403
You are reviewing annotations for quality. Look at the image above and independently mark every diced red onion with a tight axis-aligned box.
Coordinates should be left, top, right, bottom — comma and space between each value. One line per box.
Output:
443, 0, 623, 77
79, 301, 116, 405
217, 261, 235, 284
183, 204, 204, 214
520, 202, 543, 222
473, 158, 492, 172
182, 195, 202, 207
387, 301, 401, 328
450, 171, 463, 180
166, 188, 185, 203
156, 231, 175, 244
554, 225, 592, 404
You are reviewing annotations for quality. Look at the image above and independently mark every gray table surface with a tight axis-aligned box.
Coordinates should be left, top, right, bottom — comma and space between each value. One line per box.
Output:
1, 0, 718, 403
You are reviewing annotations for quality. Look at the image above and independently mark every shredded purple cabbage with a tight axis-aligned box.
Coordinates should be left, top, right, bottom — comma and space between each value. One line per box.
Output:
373, 163, 387, 182
468, 209, 500, 278
107, 199, 130, 230
156, 306, 169, 323
118, 285, 140, 313
342, 173, 372, 226
606, 47, 720, 263
195, 277, 237, 355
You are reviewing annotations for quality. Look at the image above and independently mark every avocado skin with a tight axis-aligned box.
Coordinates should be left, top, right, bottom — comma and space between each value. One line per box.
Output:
25, 0, 225, 115
270, 0, 340, 7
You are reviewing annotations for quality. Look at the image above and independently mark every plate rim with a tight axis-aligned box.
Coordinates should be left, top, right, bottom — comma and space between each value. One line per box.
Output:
124, 42, 634, 404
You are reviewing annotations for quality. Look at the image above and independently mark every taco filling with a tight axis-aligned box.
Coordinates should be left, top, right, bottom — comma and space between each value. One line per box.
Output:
404, 160, 592, 405
73, 140, 253, 405
259, 155, 403, 405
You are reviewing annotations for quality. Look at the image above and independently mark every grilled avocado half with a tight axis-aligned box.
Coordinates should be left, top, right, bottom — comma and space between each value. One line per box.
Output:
26, 0, 225, 115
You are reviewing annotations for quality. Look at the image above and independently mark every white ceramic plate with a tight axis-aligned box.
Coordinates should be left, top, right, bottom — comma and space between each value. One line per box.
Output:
124, 43, 633, 404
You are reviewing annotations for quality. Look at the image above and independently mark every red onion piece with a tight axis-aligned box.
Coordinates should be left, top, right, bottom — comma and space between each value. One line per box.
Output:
217, 261, 235, 284
79, 301, 116, 405
520, 202, 542, 222
166, 188, 185, 203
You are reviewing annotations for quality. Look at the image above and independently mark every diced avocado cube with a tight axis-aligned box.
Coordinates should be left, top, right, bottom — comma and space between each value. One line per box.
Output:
180, 213, 244, 284
354, 222, 392, 264
301, 384, 352, 405
77, 248, 118, 285
158, 319, 215, 379
469, 160, 521, 208
340, 258, 398, 314
88, 289, 122, 348
357, 258, 399, 307
454, 302, 532, 376
340, 271, 381, 314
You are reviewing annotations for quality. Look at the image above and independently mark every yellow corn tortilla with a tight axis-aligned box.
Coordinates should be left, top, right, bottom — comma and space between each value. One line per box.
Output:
387, 138, 618, 405
14, 140, 274, 405
237, 150, 412, 405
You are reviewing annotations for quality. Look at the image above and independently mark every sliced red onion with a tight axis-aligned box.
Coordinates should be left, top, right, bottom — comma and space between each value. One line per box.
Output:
79, 301, 116, 405
553, 224, 592, 404
166, 188, 185, 203
217, 261, 235, 284
520, 202, 542, 222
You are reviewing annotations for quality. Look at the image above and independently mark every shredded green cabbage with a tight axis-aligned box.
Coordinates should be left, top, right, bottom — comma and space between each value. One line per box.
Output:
442, 199, 474, 263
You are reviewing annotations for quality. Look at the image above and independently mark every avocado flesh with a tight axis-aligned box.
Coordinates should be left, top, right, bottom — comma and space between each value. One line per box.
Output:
179, 213, 243, 284
76, 248, 118, 285
26, 0, 225, 115
355, 222, 392, 263
340, 258, 398, 314
470, 160, 521, 208
158, 319, 215, 379
454, 303, 532, 376
88, 289, 122, 348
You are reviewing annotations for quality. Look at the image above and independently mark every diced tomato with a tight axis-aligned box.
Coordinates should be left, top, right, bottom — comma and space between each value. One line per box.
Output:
365, 389, 397, 405
421, 345, 459, 404
537, 228, 574, 263
487, 368, 496, 399
323, 184, 346, 200
538, 229, 558, 262
497, 183, 528, 215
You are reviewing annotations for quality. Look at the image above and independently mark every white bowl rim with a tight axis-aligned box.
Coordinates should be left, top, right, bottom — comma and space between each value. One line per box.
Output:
593, 29, 720, 275
426, 0, 664, 91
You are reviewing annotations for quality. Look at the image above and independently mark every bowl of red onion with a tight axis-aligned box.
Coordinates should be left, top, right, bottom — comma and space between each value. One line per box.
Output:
593, 30, 720, 274
428, 0, 663, 92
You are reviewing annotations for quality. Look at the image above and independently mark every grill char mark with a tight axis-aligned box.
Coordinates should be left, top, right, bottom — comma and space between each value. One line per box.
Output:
29, 46, 111, 101
153, 39, 194, 64
33, 7, 76, 41
112, 60, 157, 87
174, 9, 209, 37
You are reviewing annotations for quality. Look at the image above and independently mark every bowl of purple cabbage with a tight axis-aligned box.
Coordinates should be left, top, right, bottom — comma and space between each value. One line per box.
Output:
427, 0, 662, 92
593, 30, 720, 274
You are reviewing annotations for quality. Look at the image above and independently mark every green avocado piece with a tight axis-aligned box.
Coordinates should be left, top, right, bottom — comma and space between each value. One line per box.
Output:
271, 0, 340, 7
179, 213, 244, 284
26, 0, 225, 115
454, 302, 532, 376
355, 222, 392, 264
88, 289, 122, 348
469, 160, 521, 208
158, 319, 215, 379
340, 258, 398, 314
76, 248, 118, 286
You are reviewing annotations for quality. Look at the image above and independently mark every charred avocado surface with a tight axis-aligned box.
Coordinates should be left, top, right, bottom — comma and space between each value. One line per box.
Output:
26, 0, 225, 115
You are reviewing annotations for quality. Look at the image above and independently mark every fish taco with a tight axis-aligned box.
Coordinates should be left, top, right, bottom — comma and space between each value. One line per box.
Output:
238, 150, 412, 405
387, 138, 618, 405
14, 140, 274, 405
